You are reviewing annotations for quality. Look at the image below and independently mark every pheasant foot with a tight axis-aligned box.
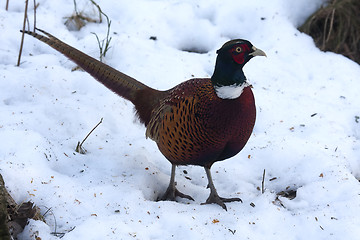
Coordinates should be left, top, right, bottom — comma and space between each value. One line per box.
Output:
158, 164, 194, 201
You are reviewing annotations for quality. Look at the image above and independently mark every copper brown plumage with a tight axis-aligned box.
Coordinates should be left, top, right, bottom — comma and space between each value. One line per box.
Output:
22, 28, 266, 210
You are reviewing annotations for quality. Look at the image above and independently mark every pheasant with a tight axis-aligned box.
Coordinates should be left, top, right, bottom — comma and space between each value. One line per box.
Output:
22, 28, 266, 210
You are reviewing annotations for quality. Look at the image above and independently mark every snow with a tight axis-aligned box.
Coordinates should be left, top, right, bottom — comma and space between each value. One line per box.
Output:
1, 0, 360, 239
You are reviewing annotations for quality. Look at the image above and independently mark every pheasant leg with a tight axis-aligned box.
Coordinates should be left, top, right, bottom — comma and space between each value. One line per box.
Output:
159, 164, 194, 201
202, 167, 242, 210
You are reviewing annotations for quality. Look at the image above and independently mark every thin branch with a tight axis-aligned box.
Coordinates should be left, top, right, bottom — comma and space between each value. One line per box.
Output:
91, 4, 112, 61
75, 118, 103, 154
325, 8, 336, 43
5, 0, 9, 10
26, 10, 30, 29
33, 0, 38, 32
91, 32, 103, 62
17, 0, 29, 66
103, 12, 112, 57
261, 169, 266, 194
90, 0, 103, 23
73, 0, 79, 15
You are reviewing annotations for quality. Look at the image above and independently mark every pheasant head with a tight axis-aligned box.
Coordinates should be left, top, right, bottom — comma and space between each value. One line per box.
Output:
211, 39, 266, 99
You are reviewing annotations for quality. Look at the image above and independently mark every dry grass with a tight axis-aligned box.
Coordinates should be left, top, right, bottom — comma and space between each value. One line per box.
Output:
299, 0, 360, 64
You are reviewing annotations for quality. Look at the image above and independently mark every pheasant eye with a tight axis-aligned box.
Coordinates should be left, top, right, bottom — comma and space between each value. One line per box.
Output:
235, 47, 242, 53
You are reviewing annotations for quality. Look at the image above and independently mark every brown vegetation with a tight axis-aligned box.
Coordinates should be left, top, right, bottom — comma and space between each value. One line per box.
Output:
299, 0, 360, 64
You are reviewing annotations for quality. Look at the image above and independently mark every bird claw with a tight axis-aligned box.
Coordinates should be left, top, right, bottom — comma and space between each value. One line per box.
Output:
159, 186, 194, 202
202, 194, 242, 211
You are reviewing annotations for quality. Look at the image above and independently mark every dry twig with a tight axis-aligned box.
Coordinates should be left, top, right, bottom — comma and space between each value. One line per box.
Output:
299, 0, 360, 64
76, 118, 103, 154
17, 0, 29, 66
261, 169, 266, 194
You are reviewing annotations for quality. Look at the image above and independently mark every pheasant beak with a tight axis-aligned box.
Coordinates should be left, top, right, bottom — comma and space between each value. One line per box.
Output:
249, 46, 267, 57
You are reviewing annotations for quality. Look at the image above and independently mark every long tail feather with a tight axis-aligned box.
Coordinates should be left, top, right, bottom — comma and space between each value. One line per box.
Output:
21, 28, 149, 102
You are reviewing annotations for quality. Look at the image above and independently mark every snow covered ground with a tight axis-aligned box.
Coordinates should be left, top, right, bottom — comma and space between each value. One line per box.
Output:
1, 0, 360, 239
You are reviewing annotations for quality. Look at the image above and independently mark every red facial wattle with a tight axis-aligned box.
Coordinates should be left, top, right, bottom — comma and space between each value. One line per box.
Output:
232, 53, 245, 64
230, 44, 251, 64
